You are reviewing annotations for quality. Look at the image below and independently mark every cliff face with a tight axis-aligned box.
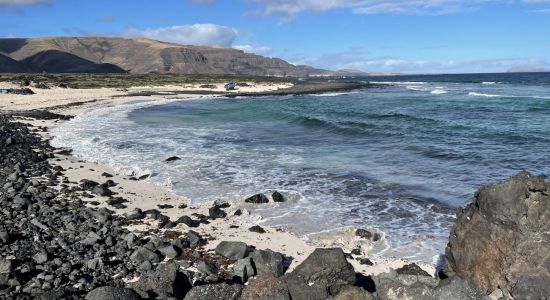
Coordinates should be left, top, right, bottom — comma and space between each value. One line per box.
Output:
0, 37, 328, 76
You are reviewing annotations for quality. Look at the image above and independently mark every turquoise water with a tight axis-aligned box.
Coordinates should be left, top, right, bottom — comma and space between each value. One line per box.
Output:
51, 73, 550, 262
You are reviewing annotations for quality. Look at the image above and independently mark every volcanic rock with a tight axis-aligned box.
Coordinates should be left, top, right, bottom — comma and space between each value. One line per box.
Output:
249, 249, 285, 277
445, 171, 550, 298
241, 273, 291, 300
85, 286, 141, 300
244, 193, 269, 204
272, 191, 285, 202
215, 241, 249, 260
184, 283, 243, 300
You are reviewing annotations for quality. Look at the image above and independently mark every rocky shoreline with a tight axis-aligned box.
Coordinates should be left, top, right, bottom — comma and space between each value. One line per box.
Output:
0, 111, 547, 299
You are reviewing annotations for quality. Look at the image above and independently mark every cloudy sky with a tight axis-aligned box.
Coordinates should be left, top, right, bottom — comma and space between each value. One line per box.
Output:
1, 0, 549, 73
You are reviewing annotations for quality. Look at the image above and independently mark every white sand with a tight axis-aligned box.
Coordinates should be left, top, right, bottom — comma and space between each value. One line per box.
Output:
6, 82, 436, 277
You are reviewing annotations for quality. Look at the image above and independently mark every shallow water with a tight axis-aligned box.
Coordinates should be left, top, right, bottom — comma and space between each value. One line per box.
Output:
51, 73, 550, 263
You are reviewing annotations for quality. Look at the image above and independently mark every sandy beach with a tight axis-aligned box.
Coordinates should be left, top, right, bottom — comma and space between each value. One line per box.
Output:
1, 81, 435, 278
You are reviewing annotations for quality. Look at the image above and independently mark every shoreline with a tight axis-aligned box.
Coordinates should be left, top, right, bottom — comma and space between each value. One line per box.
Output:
1, 75, 545, 299
0, 97, 441, 298
18, 101, 435, 277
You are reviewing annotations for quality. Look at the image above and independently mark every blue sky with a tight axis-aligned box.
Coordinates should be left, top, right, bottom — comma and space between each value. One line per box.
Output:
1, 0, 549, 73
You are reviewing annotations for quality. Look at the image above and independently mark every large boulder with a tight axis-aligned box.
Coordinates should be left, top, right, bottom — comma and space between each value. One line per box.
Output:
244, 193, 269, 204
184, 283, 243, 300
285, 248, 356, 299
85, 286, 142, 300
333, 285, 375, 300
249, 249, 285, 277
215, 241, 249, 260
130, 247, 161, 264
432, 277, 490, 300
374, 269, 439, 300
130, 261, 190, 299
234, 257, 255, 282
445, 171, 550, 298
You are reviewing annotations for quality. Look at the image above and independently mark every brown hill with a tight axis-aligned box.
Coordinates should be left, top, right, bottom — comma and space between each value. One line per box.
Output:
0, 37, 342, 76
0, 53, 33, 73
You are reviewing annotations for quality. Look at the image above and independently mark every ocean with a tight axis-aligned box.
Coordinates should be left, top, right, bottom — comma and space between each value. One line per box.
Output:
51, 72, 550, 263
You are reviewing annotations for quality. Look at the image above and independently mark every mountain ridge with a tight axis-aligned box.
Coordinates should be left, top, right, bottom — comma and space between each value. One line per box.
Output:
0, 37, 364, 76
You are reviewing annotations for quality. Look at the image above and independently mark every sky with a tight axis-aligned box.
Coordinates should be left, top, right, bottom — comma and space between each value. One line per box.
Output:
1, 0, 550, 73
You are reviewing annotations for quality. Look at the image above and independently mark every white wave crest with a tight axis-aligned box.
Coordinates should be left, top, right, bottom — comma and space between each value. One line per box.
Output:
468, 92, 501, 98
430, 89, 448, 95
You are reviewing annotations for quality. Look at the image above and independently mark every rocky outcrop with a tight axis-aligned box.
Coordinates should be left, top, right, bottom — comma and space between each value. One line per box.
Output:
445, 171, 550, 299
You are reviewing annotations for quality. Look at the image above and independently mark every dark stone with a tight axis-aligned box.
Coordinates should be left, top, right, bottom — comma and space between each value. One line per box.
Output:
445, 171, 550, 298
209, 205, 227, 220
215, 241, 249, 260
249, 249, 285, 277
197, 261, 218, 276
241, 273, 290, 300
272, 191, 285, 202
125, 208, 144, 220
355, 228, 381, 241
374, 269, 439, 300
85, 286, 142, 300
432, 277, 489, 300
396, 263, 431, 277
165, 156, 181, 162
249, 225, 266, 234
244, 193, 269, 204
32, 252, 49, 264
81, 231, 102, 245
187, 230, 204, 248
138, 174, 150, 180
157, 204, 174, 209
176, 215, 200, 228
333, 285, 375, 300
130, 247, 161, 264
234, 257, 255, 282
0, 258, 13, 274
91, 185, 113, 197
0, 231, 11, 244
358, 258, 374, 266
184, 283, 243, 300
80, 179, 99, 190
159, 245, 182, 259
286, 248, 356, 297
350, 248, 361, 256
131, 261, 189, 299
101, 172, 113, 178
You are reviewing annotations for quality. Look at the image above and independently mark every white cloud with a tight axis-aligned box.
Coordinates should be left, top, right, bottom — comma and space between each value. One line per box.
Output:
286, 49, 549, 73
233, 44, 272, 55
124, 24, 239, 47
0, 0, 50, 10
248, 0, 513, 18
0, 0, 50, 5
187, 0, 215, 4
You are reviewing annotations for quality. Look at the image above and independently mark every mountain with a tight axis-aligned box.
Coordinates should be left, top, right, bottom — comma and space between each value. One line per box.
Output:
0, 53, 33, 73
0, 37, 339, 76
21, 50, 126, 73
